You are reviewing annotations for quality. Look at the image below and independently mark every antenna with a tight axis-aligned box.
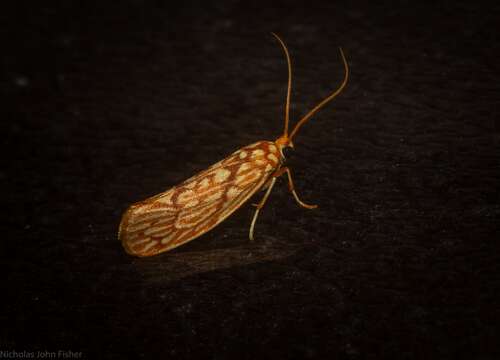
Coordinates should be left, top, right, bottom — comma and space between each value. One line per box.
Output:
289, 47, 349, 142
271, 32, 292, 137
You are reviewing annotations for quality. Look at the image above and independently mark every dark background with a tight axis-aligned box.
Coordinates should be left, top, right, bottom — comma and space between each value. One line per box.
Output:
3, 1, 499, 358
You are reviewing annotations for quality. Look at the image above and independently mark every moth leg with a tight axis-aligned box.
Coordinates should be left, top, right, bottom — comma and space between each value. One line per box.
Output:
251, 178, 273, 207
280, 167, 318, 209
249, 177, 277, 241
261, 177, 274, 190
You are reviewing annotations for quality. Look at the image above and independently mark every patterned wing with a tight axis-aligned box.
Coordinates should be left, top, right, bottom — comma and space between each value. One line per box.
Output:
119, 141, 282, 257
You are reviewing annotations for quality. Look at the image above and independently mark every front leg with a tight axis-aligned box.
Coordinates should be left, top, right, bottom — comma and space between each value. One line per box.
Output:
249, 167, 316, 241
276, 167, 318, 209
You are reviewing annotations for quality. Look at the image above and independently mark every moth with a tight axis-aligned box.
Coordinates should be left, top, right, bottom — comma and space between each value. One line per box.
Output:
119, 33, 349, 257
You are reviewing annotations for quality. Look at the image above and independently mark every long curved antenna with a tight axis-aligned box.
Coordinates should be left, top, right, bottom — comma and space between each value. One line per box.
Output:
289, 48, 349, 141
271, 32, 292, 137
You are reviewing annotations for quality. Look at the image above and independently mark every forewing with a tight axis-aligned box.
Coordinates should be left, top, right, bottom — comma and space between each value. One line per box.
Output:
119, 141, 281, 256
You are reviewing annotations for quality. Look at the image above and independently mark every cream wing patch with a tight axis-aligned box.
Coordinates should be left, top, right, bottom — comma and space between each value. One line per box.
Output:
214, 168, 231, 183
227, 186, 241, 199
157, 190, 174, 204
267, 153, 278, 163
198, 177, 210, 190
251, 149, 265, 158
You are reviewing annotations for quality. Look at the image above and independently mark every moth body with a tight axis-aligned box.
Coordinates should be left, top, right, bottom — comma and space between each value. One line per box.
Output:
118, 33, 348, 257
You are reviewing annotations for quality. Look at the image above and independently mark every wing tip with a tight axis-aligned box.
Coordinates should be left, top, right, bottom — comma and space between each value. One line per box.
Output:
118, 205, 145, 257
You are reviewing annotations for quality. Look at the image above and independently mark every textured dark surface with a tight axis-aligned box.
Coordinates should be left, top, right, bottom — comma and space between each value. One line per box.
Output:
3, 1, 500, 359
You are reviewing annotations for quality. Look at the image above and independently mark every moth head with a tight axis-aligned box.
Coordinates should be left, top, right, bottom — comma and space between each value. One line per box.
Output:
275, 135, 294, 159
275, 135, 294, 150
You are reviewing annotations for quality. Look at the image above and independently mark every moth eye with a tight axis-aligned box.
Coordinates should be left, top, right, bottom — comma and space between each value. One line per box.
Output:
282, 146, 293, 159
